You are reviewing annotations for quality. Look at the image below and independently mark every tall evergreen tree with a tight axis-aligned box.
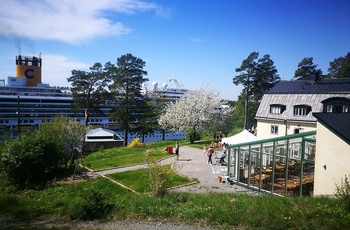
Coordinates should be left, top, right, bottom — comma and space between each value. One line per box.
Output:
327, 52, 350, 79
294, 57, 323, 80
254, 54, 280, 102
233, 52, 258, 129
67, 63, 111, 125
108, 53, 149, 146
233, 52, 279, 129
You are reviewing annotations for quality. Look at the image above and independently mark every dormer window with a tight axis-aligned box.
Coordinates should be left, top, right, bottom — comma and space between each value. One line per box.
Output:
322, 97, 350, 113
293, 105, 311, 116
270, 104, 286, 114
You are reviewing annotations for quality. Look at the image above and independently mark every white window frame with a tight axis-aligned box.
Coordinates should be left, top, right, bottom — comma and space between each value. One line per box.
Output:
271, 125, 278, 135
327, 105, 333, 113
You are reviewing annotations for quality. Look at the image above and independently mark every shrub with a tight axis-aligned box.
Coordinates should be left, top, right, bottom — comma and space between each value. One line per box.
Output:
128, 138, 140, 148
335, 174, 350, 211
148, 155, 174, 198
69, 189, 114, 220
1, 131, 66, 190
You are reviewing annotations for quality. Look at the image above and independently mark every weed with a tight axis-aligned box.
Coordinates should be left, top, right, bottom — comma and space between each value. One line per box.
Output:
69, 188, 114, 220
335, 174, 350, 211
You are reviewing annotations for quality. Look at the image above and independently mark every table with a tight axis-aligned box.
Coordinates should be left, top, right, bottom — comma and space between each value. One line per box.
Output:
262, 169, 272, 174
275, 165, 285, 170
274, 165, 285, 178
254, 174, 271, 180
253, 174, 271, 188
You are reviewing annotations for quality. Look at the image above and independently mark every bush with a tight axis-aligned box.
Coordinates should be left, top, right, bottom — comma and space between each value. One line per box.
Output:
148, 154, 174, 198
0, 131, 66, 190
69, 189, 114, 220
335, 174, 350, 211
128, 138, 140, 148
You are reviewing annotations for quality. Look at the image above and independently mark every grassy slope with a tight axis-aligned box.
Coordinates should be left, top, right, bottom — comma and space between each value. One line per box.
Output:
1, 139, 350, 229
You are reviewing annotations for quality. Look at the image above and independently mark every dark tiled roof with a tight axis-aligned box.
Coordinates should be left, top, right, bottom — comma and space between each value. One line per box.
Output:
313, 113, 350, 145
267, 79, 350, 94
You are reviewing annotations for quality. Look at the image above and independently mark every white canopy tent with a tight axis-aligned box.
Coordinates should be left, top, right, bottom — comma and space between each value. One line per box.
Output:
222, 130, 261, 180
221, 129, 260, 145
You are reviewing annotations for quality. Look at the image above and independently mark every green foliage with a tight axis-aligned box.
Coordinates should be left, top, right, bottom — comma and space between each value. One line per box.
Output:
335, 174, 350, 211
148, 160, 173, 198
83, 141, 177, 170
233, 93, 258, 130
233, 52, 279, 129
1, 166, 350, 229
40, 115, 90, 161
69, 188, 114, 220
327, 52, 350, 79
109, 53, 149, 146
234, 52, 279, 103
67, 62, 111, 125
185, 130, 201, 142
294, 57, 323, 80
107, 164, 192, 194
1, 130, 65, 190
0, 116, 88, 191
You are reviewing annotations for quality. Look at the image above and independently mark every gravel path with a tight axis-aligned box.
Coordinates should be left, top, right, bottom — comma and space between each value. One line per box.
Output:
0, 219, 219, 230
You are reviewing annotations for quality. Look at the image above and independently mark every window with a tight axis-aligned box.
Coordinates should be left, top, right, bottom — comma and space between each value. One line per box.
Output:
326, 105, 333, 113
271, 125, 278, 134
270, 104, 286, 114
293, 105, 311, 116
322, 97, 350, 113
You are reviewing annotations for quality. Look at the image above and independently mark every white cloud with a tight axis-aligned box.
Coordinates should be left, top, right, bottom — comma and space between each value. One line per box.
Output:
0, 0, 165, 45
190, 37, 204, 43
41, 54, 90, 87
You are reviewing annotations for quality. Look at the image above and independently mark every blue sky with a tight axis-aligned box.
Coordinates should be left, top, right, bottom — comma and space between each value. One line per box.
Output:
0, 0, 349, 100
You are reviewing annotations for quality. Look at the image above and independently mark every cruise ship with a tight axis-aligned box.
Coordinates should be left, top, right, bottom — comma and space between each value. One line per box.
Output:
0, 55, 186, 142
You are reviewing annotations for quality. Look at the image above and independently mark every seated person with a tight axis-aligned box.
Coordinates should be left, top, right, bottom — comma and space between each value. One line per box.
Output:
219, 152, 227, 164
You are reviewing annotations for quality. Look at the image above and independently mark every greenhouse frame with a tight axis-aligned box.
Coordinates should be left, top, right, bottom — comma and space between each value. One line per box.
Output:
227, 131, 316, 197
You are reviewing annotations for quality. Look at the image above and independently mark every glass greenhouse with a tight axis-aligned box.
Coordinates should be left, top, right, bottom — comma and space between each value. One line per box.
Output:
227, 131, 316, 197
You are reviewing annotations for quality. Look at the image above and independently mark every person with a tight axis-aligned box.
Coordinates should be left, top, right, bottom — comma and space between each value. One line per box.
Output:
222, 143, 227, 154
213, 142, 226, 165
219, 152, 227, 165
175, 141, 179, 160
203, 144, 207, 156
207, 145, 214, 164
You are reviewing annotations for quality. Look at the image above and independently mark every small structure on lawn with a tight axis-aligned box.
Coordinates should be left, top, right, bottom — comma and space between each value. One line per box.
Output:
84, 128, 123, 155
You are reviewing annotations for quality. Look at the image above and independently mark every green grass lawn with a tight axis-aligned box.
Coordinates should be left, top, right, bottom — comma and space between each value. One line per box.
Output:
1, 177, 350, 229
106, 164, 195, 193
83, 140, 177, 170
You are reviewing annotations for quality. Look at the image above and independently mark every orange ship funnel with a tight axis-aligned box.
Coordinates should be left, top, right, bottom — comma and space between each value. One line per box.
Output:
16, 55, 42, 87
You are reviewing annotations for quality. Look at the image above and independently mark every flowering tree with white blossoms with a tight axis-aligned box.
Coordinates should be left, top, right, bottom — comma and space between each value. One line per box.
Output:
158, 85, 227, 143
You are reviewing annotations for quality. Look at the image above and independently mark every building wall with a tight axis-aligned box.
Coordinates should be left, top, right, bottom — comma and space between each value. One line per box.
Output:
313, 122, 350, 196
256, 119, 316, 139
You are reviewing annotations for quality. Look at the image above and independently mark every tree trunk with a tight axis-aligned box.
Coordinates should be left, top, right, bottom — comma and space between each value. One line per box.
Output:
189, 130, 196, 144
244, 91, 249, 130
84, 109, 89, 126
190, 134, 195, 144
123, 129, 128, 146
